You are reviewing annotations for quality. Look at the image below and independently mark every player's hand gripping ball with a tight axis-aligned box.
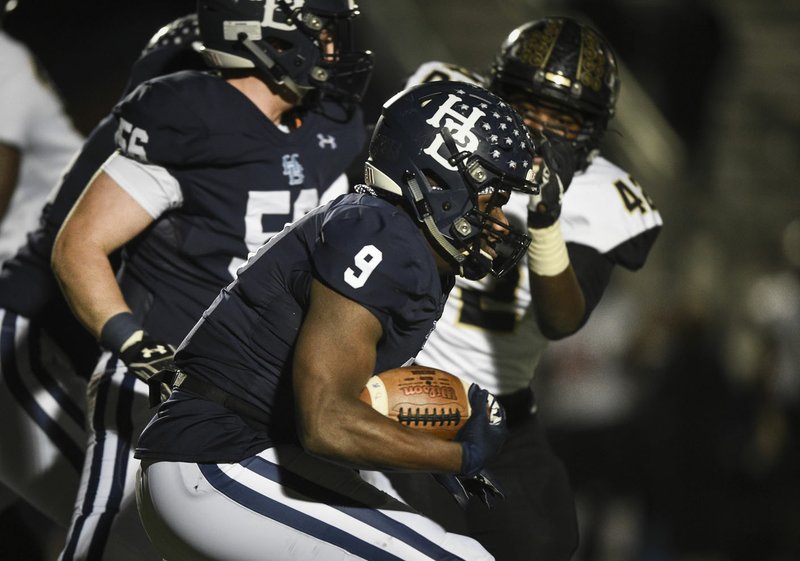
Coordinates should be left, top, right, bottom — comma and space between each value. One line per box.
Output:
360, 365, 481, 440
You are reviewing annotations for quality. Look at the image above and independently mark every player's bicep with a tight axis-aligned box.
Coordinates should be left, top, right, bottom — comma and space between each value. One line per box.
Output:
56, 169, 154, 258
293, 280, 382, 436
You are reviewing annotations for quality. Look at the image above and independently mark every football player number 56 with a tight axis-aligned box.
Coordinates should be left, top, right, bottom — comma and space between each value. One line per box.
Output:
345, 245, 383, 288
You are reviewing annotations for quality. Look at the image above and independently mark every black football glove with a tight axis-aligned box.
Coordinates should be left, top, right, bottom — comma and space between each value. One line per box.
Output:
118, 333, 176, 406
527, 137, 577, 229
433, 470, 505, 509
455, 384, 507, 477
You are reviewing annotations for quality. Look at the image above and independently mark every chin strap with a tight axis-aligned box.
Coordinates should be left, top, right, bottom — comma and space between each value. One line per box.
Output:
239, 36, 313, 103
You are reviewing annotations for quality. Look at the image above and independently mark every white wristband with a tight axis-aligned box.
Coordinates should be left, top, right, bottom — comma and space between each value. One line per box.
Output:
527, 221, 570, 276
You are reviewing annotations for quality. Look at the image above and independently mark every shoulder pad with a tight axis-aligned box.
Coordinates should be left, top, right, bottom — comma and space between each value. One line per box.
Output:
113, 72, 267, 167
314, 197, 438, 311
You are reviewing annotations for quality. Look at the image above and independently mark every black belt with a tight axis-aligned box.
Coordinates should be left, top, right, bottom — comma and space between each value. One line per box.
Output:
496, 387, 536, 427
172, 370, 270, 430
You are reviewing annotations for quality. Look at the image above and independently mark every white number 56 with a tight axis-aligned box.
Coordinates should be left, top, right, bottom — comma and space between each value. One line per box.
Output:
344, 245, 383, 288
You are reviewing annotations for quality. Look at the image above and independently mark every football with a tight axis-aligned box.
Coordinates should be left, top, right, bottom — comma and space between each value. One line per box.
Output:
359, 365, 472, 440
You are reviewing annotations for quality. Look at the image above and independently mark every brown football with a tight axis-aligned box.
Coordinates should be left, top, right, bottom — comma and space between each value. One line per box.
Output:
359, 365, 472, 440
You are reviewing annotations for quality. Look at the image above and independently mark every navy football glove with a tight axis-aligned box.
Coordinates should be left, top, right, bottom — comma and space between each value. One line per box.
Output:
455, 384, 507, 477
528, 137, 576, 229
433, 470, 505, 509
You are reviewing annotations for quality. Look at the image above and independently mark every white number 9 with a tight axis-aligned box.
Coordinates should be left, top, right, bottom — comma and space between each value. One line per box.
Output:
344, 245, 383, 289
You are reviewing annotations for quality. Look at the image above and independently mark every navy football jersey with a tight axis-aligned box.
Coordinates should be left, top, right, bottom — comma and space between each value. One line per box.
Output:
0, 15, 206, 320
136, 193, 454, 463
112, 70, 366, 345
0, 16, 206, 374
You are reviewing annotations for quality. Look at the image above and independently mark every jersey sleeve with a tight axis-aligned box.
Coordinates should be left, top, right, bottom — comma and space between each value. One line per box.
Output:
112, 77, 208, 167
311, 203, 439, 332
561, 157, 662, 270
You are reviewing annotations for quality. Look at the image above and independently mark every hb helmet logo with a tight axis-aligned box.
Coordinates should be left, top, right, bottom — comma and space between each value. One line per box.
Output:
423, 92, 486, 171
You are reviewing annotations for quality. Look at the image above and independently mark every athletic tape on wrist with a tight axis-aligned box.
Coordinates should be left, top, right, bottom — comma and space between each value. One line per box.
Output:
99, 312, 143, 353
527, 221, 570, 277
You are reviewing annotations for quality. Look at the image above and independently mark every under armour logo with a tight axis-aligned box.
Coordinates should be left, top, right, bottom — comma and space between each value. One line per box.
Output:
140, 345, 169, 359
282, 153, 305, 186
423, 92, 485, 171
317, 134, 337, 149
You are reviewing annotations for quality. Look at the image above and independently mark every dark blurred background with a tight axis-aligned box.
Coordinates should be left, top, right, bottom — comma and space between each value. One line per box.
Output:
3, 0, 799, 560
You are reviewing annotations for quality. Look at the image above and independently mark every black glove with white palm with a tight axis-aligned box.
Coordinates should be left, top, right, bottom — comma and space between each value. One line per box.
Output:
100, 311, 177, 406
527, 134, 577, 229
434, 384, 507, 508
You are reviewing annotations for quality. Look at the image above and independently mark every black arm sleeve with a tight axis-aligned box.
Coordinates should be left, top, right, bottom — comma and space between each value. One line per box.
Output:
567, 242, 614, 328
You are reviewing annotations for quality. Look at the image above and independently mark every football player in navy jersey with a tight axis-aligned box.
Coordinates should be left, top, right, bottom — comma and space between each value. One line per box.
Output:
0, 13, 206, 536
133, 80, 572, 561
363, 18, 663, 561
50, 1, 373, 560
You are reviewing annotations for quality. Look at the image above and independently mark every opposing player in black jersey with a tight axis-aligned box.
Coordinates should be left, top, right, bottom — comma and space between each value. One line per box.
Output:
50, 1, 373, 560
132, 79, 569, 561
0, 14, 206, 535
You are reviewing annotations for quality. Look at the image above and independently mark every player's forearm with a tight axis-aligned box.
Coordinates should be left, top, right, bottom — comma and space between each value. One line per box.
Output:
299, 400, 464, 473
530, 268, 586, 339
51, 236, 130, 340
527, 220, 586, 338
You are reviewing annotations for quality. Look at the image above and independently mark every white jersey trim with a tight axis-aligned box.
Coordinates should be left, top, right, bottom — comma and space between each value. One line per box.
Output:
102, 152, 183, 219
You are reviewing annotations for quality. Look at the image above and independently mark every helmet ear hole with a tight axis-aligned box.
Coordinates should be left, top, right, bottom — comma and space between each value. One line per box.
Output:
421, 170, 447, 191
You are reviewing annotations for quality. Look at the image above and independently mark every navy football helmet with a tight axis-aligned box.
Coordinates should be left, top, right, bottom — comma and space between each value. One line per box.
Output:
490, 17, 620, 170
196, 0, 373, 104
365, 81, 536, 280
141, 14, 200, 56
